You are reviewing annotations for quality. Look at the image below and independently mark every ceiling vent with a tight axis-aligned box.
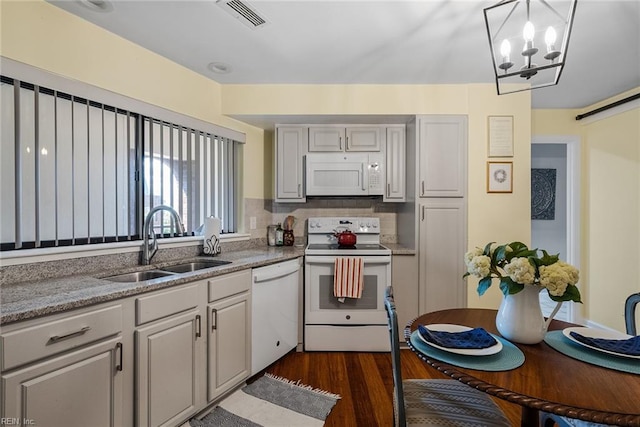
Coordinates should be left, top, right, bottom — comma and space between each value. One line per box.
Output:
216, 0, 269, 30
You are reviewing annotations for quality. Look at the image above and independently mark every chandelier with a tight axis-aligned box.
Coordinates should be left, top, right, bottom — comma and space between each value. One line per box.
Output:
483, 0, 578, 95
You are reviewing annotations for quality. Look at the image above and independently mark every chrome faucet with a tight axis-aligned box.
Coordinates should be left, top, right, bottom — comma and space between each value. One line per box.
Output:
142, 205, 185, 265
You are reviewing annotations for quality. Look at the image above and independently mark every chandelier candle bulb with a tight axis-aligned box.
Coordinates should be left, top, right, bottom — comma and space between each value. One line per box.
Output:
544, 26, 561, 60
499, 40, 513, 71
521, 21, 538, 56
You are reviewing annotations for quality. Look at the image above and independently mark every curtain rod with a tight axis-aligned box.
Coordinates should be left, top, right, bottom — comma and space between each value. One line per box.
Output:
575, 93, 640, 121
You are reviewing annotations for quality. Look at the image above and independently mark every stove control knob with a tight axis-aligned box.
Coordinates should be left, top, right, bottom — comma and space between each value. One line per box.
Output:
372, 222, 378, 228
366, 222, 371, 228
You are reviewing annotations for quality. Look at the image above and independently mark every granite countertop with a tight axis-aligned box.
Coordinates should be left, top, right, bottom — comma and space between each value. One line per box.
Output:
385, 243, 416, 255
1, 247, 304, 325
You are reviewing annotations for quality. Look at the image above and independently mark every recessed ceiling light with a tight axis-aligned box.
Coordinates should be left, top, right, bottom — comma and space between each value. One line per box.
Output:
78, 0, 113, 12
207, 62, 232, 74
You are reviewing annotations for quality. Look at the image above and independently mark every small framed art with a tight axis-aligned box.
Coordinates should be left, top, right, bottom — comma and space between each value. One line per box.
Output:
488, 115, 514, 157
487, 161, 513, 193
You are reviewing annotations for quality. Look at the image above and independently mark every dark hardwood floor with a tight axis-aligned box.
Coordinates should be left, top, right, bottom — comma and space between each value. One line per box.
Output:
261, 349, 522, 426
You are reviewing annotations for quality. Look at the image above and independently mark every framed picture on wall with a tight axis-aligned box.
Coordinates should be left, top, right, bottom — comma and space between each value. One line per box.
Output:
488, 116, 514, 157
487, 161, 513, 193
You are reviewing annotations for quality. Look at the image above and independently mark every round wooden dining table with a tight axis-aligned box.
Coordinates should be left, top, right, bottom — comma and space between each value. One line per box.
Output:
405, 308, 640, 427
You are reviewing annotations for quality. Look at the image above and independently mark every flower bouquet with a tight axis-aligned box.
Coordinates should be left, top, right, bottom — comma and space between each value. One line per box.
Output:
464, 241, 581, 303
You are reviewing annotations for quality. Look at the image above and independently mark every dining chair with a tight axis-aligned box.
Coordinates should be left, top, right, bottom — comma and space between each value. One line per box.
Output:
384, 286, 510, 427
625, 292, 639, 335
540, 292, 640, 427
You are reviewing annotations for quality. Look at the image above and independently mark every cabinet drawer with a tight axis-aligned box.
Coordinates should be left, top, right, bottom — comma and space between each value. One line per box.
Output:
136, 283, 200, 325
2, 304, 122, 371
208, 270, 251, 302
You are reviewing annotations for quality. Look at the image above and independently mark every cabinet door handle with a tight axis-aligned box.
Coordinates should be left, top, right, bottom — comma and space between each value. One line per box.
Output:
421, 180, 425, 196
345, 136, 349, 150
297, 183, 301, 197
116, 342, 123, 372
421, 205, 425, 221
211, 308, 217, 331
387, 183, 391, 197
339, 137, 342, 150
195, 314, 202, 338
48, 326, 91, 344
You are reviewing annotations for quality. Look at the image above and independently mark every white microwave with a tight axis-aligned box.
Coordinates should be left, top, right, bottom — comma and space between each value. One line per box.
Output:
305, 153, 384, 196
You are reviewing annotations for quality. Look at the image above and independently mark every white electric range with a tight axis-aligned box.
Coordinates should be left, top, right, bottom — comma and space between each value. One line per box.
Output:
304, 217, 391, 351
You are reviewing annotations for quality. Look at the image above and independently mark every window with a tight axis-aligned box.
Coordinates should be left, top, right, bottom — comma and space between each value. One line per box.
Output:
0, 76, 240, 251
142, 118, 238, 237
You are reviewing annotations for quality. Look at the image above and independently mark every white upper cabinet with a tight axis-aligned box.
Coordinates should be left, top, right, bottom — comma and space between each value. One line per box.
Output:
418, 116, 467, 198
276, 126, 307, 203
308, 126, 345, 151
384, 126, 406, 202
345, 127, 383, 151
309, 126, 382, 152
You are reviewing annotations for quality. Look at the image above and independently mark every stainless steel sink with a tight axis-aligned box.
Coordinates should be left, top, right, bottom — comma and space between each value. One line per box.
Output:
161, 260, 232, 274
105, 270, 176, 283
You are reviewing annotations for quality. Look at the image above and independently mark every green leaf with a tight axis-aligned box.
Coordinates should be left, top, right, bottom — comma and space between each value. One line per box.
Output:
538, 250, 559, 266
494, 245, 508, 262
546, 285, 581, 303
508, 241, 529, 253
483, 242, 495, 256
477, 277, 493, 296
499, 276, 524, 296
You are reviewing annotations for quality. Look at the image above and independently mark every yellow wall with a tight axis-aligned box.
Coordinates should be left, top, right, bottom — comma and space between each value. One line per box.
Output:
533, 89, 640, 331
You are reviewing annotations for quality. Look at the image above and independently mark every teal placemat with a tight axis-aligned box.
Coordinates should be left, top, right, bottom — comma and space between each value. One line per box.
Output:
544, 331, 640, 375
408, 330, 525, 371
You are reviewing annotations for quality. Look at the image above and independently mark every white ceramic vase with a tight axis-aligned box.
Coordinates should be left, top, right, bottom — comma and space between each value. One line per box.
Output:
495, 284, 563, 344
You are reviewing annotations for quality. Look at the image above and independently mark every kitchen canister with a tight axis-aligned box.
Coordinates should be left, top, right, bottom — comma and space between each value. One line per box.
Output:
283, 230, 294, 246
267, 225, 277, 246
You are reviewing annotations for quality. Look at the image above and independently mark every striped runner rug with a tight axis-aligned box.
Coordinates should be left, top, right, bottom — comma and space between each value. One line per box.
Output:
190, 373, 340, 427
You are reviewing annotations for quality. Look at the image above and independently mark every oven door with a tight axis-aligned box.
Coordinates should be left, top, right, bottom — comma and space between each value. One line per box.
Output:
304, 255, 391, 325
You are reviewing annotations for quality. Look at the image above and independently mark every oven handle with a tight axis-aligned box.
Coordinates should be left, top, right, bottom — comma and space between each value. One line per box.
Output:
305, 256, 391, 265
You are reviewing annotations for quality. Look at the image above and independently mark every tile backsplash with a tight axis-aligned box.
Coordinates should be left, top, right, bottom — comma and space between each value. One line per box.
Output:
244, 198, 398, 244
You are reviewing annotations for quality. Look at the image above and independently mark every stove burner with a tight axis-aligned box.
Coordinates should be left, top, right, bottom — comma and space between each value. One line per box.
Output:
337, 244, 357, 249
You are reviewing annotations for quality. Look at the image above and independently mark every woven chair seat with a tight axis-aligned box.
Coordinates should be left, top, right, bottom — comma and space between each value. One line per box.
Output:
402, 379, 510, 427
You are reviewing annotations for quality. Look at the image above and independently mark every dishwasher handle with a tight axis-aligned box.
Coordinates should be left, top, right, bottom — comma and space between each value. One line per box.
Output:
253, 263, 300, 283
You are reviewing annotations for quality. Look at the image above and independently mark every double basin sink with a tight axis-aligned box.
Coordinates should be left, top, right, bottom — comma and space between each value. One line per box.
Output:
104, 259, 232, 283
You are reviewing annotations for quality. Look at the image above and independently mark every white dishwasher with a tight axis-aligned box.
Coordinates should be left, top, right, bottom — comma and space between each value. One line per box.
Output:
251, 258, 301, 375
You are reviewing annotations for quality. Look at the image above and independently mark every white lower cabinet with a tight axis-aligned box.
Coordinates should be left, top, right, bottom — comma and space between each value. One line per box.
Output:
207, 270, 251, 402
134, 283, 205, 427
1, 303, 125, 427
418, 199, 467, 313
135, 309, 204, 427
2, 338, 123, 427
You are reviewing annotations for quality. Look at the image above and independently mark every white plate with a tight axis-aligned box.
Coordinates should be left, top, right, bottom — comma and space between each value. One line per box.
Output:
416, 324, 503, 356
562, 327, 639, 359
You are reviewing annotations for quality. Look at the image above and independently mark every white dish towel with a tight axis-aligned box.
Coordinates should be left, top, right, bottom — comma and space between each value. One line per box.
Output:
333, 257, 364, 303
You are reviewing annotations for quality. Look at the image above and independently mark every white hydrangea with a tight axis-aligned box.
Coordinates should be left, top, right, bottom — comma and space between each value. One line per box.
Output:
464, 247, 484, 267
467, 255, 491, 278
539, 263, 571, 296
503, 257, 535, 285
557, 261, 579, 285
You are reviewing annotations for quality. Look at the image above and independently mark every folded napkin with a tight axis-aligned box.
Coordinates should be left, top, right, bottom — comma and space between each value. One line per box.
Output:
569, 331, 640, 356
418, 325, 498, 349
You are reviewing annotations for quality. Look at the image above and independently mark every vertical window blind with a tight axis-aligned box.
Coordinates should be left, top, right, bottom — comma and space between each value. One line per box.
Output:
0, 75, 239, 251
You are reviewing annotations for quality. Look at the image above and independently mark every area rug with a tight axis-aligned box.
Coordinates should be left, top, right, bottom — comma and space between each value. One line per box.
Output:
190, 373, 341, 427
